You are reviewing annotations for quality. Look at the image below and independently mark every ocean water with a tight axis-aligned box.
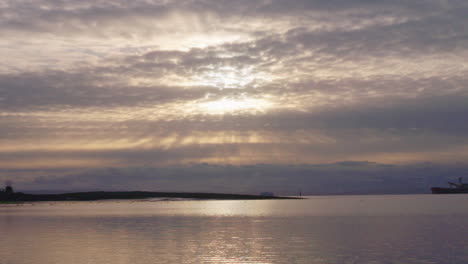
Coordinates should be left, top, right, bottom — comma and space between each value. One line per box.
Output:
1, 195, 467, 264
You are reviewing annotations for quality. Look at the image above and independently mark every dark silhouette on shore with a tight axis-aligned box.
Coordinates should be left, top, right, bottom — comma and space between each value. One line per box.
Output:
4, 185, 14, 194
0, 186, 301, 202
431, 177, 468, 194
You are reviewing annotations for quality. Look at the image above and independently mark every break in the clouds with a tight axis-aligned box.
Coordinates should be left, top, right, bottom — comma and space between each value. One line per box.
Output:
1, 0, 467, 192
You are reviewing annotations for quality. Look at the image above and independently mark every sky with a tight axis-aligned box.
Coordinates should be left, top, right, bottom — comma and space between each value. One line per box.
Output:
1, 0, 468, 194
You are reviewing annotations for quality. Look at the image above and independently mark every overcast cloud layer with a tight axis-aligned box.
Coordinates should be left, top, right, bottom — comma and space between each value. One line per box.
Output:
1, 0, 467, 193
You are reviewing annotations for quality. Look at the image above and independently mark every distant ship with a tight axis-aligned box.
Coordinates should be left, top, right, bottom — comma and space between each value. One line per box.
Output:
431, 177, 468, 194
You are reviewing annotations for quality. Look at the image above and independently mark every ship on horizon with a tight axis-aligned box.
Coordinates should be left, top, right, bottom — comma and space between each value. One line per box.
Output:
431, 177, 468, 194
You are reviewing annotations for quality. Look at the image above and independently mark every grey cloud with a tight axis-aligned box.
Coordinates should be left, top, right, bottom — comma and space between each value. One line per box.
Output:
290, 12, 468, 58
8, 162, 467, 195
1, 80, 467, 162
1, 0, 464, 38
1, 0, 468, 190
125, 84, 468, 133
228, 16, 468, 71
0, 70, 215, 111
2, 0, 467, 110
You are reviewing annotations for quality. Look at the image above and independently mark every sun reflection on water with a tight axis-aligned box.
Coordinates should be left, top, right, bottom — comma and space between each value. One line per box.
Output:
2, 197, 468, 264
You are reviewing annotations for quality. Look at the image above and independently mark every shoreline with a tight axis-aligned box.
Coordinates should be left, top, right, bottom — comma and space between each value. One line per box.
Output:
0, 191, 302, 202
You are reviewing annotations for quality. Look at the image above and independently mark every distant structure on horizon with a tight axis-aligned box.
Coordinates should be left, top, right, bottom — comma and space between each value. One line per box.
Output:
5, 185, 13, 194
1, 184, 14, 194
431, 177, 468, 194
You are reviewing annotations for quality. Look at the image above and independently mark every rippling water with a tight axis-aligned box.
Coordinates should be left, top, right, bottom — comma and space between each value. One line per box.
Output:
1, 195, 467, 264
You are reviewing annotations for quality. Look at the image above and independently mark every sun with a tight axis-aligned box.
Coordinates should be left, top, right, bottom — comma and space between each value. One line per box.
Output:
195, 66, 255, 89
185, 66, 274, 114
198, 97, 272, 115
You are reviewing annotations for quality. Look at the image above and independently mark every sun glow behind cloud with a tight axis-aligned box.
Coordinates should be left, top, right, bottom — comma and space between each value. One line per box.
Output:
1, 0, 468, 190
193, 66, 257, 89
198, 97, 272, 115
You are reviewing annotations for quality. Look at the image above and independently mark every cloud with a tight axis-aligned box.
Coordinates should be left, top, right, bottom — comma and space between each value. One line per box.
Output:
0, 0, 467, 193
3, 162, 465, 195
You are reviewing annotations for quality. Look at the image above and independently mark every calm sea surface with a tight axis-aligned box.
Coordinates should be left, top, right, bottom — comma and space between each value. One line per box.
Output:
1, 195, 467, 264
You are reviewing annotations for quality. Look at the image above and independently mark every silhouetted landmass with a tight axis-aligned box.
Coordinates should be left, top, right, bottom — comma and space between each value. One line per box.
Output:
0, 191, 301, 202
